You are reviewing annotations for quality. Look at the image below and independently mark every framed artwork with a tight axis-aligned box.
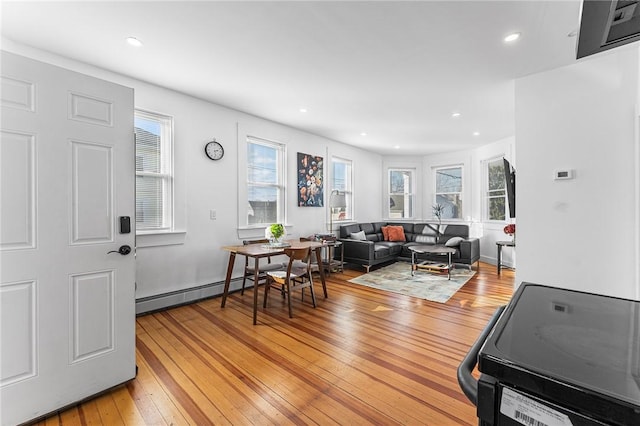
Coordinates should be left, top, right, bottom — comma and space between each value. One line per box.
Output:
297, 152, 323, 207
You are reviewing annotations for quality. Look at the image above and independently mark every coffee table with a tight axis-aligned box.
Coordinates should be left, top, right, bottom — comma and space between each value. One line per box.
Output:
408, 245, 457, 280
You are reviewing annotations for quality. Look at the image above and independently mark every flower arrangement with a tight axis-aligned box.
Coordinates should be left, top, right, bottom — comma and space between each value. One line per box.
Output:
265, 223, 286, 242
503, 224, 516, 236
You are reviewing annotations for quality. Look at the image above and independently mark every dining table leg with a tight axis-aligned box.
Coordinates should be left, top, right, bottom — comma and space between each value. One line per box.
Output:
314, 247, 328, 298
252, 260, 260, 325
220, 252, 236, 308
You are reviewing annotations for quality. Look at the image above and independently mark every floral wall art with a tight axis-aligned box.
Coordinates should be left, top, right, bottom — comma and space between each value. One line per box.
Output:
297, 152, 323, 207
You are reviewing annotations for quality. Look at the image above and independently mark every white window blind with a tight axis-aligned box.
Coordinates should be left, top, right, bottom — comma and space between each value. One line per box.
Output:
135, 110, 173, 232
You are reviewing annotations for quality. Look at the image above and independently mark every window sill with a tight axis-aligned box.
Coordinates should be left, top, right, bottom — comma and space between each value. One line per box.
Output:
137, 231, 186, 248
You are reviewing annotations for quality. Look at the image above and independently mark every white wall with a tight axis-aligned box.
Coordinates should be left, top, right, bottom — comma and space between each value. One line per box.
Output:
2, 41, 382, 302
421, 137, 516, 268
515, 45, 640, 300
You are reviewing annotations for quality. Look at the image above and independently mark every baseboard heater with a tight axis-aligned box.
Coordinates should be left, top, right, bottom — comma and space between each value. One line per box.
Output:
136, 277, 243, 315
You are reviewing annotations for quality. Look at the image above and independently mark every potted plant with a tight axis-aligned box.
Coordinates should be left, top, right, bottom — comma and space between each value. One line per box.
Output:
432, 203, 445, 243
265, 223, 286, 245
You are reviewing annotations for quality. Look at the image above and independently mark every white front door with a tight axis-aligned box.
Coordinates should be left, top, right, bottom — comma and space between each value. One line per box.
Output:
0, 51, 136, 425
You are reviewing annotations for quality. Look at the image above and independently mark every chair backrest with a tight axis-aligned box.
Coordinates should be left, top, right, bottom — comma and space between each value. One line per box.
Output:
243, 239, 269, 245
284, 247, 310, 261
243, 239, 271, 266
283, 247, 311, 278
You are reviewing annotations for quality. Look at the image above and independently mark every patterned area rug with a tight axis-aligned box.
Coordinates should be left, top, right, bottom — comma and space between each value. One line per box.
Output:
348, 261, 476, 303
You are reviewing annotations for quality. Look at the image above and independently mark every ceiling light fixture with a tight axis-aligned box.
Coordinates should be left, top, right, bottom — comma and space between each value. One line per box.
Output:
473, 131, 480, 136
394, 145, 400, 149
504, 32, 521, 43
126, 37, 143, 47
299, 108, 308, 113
451, 112, 461, 118
360, 132, 367, 136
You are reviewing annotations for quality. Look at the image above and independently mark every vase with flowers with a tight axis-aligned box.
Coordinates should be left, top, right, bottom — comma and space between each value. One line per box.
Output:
265, 223, 287, 246
503, 223, 516, 243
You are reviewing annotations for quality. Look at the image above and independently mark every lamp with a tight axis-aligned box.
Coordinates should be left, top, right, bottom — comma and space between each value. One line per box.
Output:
329, 190, 347, 233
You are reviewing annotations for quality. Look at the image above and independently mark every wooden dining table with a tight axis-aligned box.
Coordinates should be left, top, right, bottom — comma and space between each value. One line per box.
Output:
220, 239, 329, 324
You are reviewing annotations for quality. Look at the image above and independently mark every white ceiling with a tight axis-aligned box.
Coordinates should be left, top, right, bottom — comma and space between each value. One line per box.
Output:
1, 0, 582, 155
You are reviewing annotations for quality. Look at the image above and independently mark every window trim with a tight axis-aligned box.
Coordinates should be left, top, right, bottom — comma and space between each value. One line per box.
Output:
134, 109, 174, 234
482, 156, 507, 223
387, 167, 416, 220
244, 135, 287, 228
433, 164, 464, 220
329, 156, 353, 227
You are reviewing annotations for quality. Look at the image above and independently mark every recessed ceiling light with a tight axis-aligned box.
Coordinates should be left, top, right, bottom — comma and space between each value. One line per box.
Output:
126, 37, 143, 47
504, 32, 521, 43
473, 131, 480, 136
394, 145, 400, 149
451, 112, 461, 118
360, 132, 367, 137
299, 108, 308, 113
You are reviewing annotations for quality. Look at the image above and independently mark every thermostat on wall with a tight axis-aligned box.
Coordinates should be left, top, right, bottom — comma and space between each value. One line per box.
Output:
554, 169, 574, 180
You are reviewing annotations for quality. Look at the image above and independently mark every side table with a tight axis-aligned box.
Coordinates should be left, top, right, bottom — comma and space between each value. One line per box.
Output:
322, 240, 343, 274
496, 240, 515, 274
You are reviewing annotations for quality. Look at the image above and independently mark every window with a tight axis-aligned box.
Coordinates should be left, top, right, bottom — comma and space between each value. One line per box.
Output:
330, 157, 352, 223
246, 137, 285, 226
135, 110, 173, 232
434, 166, 463, 219
484, 157, 507, 221
388, 168, 415, 219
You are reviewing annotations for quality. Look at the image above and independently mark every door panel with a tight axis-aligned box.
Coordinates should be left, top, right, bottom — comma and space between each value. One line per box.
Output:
0, 51, 135, 425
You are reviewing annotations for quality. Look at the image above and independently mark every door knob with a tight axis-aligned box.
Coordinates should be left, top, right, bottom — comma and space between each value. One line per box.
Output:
108, 245, 132, 255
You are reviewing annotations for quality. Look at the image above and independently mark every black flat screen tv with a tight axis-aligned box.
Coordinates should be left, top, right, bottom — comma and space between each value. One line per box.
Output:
503, 158, 516, 218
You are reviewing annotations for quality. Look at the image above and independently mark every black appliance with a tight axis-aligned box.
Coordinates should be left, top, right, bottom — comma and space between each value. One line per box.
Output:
458, 283, 640, 425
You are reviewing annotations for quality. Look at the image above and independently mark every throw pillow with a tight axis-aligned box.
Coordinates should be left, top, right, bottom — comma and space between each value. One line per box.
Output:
381, 226, 390, 241
350, 230, 367, 241
445, 236, 465, 247
387, 225, 406, 242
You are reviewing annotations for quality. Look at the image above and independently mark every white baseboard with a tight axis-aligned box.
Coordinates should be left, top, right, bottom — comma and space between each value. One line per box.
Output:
480, 254, 515, 269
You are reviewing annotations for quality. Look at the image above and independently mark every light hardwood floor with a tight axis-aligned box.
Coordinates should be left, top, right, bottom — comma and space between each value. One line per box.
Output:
35, 262, 515, 425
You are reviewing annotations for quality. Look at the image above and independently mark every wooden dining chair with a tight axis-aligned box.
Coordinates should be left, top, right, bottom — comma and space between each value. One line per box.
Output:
263, 247, 317, 318
241, 239, 285, 295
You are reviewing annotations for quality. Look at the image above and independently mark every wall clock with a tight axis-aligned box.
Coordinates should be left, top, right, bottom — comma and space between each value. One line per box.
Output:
205, 139, 224, 160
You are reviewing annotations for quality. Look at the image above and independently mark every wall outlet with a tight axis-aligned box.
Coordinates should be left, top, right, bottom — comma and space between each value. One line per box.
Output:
554, 169, 574, 180
210, 210, 216, 220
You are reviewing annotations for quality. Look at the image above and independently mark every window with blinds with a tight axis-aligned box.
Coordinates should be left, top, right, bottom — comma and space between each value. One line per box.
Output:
135, 110, 173, 232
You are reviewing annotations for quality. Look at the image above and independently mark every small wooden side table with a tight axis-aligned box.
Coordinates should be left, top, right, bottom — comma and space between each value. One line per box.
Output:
496, 240, 515, 274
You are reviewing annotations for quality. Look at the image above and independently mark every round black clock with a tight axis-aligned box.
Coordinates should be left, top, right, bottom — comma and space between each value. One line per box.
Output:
205, 140, 224, 160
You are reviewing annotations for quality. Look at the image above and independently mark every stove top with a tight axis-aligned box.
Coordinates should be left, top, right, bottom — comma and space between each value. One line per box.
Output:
479, 283, 640, 422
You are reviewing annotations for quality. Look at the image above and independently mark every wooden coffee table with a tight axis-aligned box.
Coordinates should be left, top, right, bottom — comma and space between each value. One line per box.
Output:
408, 245, 457, 280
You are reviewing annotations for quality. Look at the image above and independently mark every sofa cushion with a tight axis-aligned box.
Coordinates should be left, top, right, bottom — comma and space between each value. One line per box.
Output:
445, 236, 465, 247
374, 245, 390, 259
360, 223, 375, 235
350, 230, 367, 240
340, 224, 362, 238
381, 226, 390, 241
415, 234, 437, 244
387, 226, 406, 242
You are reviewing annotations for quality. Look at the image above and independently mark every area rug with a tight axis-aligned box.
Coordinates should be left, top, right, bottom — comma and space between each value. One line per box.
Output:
348, 261, 475, 303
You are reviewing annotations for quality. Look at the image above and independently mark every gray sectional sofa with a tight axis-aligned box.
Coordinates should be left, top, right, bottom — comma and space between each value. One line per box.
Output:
337, 222, 480, 272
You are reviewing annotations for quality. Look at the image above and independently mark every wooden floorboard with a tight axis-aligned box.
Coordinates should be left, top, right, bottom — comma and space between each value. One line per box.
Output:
34, 261, 515, 425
